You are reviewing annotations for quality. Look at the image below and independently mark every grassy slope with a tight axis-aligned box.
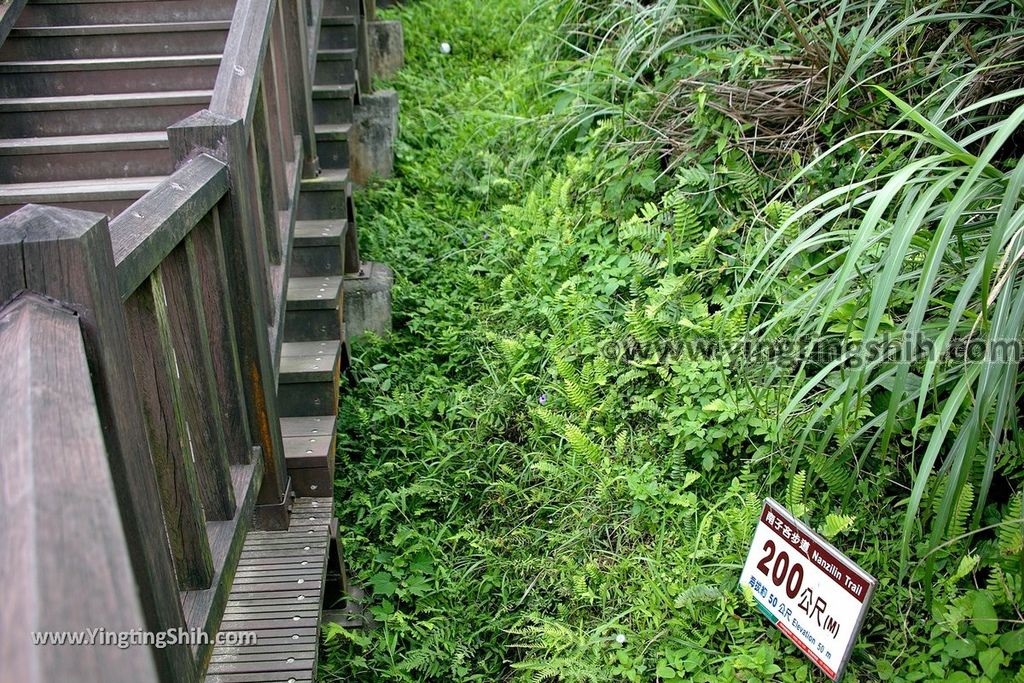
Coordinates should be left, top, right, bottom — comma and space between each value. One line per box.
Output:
322, 2, 1024, 682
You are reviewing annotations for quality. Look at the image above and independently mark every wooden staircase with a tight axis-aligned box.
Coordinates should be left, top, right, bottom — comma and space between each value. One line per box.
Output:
0, 0, 236, 216
0, 0, 379, 681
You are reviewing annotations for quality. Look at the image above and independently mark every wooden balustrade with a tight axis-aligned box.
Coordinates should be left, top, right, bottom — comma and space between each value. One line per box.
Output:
168, 112, 292, 530
161, 0, 322, 529
110, 156, 234, 591
0, 293, 160, 683
0, 0, 344, 677
0, 152, 274, 680
0, 205, 196, 683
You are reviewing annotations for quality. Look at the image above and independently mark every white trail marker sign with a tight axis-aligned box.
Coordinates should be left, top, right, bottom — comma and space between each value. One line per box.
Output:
739, 499, 876, 681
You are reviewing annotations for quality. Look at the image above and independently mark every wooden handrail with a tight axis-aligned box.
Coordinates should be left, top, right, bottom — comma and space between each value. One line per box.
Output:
0, 0, 27, 46
111, 154, 229, 300
0, 205, 195, 683
0, 292, 160, 683
210, 0, 277, 127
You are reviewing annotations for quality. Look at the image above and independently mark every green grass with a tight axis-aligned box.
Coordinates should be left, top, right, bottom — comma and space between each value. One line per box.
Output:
320, 1, 1024, 681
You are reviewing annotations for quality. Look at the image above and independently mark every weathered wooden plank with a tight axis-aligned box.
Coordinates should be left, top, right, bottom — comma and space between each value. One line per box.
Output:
269, 3, 297, 164
226, 590, 321, 603
206, 657, 316, 674
124, 271, 214, 590
209, 651, 313, 663
190, 209, 252, 465
226, 591, 318, 603
268, 145, 303, 367
222, 605, 321, 618
209, 641, 318, 656
206, 672, 312, 683
181, 457, 262, 665
159, 238, 236, 520
286, 275, 342, 309
279, 415, 334, 437
167, 111, 291, 529
219, 616, 319, 631
279, 352, 337, 382
0, 205, 194, 683
0, 294, 160, 683
109, 154, 229, 300
261, 37, 291, 205
210, 0, 276, 126
345, 188, 361, 273
356, 0, 372, 93
282, 0, 319, 178
252, 86, 282, 265
244, 131, 278, 325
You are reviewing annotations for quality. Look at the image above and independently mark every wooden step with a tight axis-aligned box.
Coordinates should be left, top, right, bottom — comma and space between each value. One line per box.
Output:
311, 84, 356, 100
286, 275, 343, 310
300, 167, 349, 191
19, 0, 236, 26
313, 123, 351, 171
206, 498, 332, 683
280, 339, 341, 382
0, 131, 172, 183
283, 275, 343, 343
294, 218, 347, 247
297, 168, 350, 220
321, 15, 358, 26
278, 339, 341, 418
0, 54, 221, 97
291, 219, 348, 277
280, 415, 336, 496
314, 48, 356, 86
323, 0, 360, 16
280, 414, 335, 468
311, 84, 355, 127
0, 89, 212, 137
0, 175, 162, 218
318, 18, 357, 51
0, 21, 230, 60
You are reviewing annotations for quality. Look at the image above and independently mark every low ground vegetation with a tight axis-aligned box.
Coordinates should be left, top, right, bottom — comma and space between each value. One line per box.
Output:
321, 1, 1024, 680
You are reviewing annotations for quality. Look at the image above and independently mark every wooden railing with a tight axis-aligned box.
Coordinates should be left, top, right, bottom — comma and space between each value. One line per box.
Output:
0, 0, 28, 45
0, 0, 332, 680
0, 292, 159, 683
169, 0, 325, 527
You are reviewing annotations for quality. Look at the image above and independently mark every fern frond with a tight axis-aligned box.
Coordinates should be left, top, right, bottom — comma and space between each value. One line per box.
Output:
808, 453, 855, 494
786, 470, 808, 517
564, 423, 603, 460
822, 513, 856, 539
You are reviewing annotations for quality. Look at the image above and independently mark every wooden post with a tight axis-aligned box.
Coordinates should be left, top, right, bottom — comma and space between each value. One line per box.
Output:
252, 87, 283, 265
168, 111, 292, 530
269, 8, 297, 165
283, 0, 319, 177
0, 293, 160, 683
357, 0, 372, 94
0, 205, 196, 683
345, 189, 361, 273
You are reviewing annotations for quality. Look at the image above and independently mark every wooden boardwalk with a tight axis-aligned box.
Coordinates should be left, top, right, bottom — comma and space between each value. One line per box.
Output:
207, 498, 332, 683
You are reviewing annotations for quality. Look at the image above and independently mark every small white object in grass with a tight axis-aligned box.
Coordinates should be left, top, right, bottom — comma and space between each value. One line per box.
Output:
615, 633, 626, 644
440, 42, 451, 54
